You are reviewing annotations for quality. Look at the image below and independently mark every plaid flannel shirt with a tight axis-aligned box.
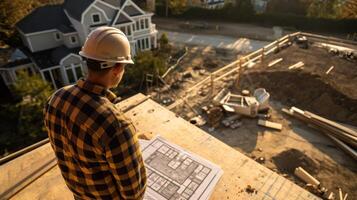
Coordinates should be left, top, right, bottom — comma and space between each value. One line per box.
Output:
43, 78, 146, 200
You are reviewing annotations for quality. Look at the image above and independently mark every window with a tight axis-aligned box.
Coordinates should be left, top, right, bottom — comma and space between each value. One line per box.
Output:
141, 39, 145, 49
65, 64, 83, 84
137, 40, 141, 50
136, 20, 140, 30
66, 68, 75, 83
132, 24, 136, 31
145, 38, 149, 49
71, 36, 77, 44
92, 14, 100, 23
140, 19, 145, 29
145, 19, 149, 29
54, 32, 61, 41
120, 26, 126, 35
0, 71, 13, 85
127, 25, 131, 35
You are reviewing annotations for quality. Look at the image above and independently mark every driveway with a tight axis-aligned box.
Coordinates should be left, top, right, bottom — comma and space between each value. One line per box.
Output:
160, 30, 269, 53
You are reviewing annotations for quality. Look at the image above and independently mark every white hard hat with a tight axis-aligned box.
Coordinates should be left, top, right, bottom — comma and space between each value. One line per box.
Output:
79, 26, 134, 68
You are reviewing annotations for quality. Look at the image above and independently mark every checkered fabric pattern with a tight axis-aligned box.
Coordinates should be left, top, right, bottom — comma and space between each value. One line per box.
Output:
43, 78, 147, 200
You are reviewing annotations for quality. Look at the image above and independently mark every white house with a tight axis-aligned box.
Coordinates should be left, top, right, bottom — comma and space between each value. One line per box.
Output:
0, 0, 158, 90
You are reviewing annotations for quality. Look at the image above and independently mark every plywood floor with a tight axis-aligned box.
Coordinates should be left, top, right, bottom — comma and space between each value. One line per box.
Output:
1, 93, 320, 200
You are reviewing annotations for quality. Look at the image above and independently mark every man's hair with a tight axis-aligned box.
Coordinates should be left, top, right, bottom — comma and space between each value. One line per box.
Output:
85, 58, 111, 73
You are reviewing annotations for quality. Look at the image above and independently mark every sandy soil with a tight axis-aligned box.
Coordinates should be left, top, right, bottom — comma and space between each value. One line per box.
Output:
153, 41, 357, 198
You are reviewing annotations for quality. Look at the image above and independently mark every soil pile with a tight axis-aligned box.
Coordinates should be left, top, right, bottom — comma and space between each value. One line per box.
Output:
272, 149, 320, 176
238, 70, 357, 126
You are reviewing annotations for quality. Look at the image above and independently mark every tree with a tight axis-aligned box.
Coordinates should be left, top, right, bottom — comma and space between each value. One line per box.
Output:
307, 0, 340, 18
339, 0, 357, 19
0, 70, 53, 157
121, 51, 167, 90
266, 0, 312, 16
0, 0, 63, 45
169, 0, 188, 15
12, 70, 53, 140
159, 33, 169, 50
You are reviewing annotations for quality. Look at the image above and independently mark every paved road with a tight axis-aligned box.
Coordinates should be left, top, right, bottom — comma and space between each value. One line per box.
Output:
160, 30, 269, 53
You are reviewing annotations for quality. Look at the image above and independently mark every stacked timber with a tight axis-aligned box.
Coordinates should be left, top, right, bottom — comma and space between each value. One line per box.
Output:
282, 107, 357, 161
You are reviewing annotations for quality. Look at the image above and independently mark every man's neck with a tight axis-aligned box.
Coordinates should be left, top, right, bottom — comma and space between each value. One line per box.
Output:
86, 75, 110, 89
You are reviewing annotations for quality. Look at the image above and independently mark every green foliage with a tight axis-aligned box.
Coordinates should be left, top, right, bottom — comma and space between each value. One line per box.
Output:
266, 0, 312, 16
307, 0, 340, 19
0, 0, 63, 44
123, 51, 168, 86
155, 2, 357, 33
0, 70, 53, 157
340, 0, 357, 19
159, 33, 169, 47
169, 0, 188, 15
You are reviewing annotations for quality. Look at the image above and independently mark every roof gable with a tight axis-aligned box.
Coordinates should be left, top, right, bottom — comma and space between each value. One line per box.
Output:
64, 0, 94, 21
101, 0, 122, 7
114, 11, 133, 24
123, 1, 145, 17
16, 5, 71, 34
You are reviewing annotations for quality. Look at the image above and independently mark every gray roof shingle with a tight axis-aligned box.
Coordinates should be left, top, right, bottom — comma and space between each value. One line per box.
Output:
16, 5, 72, 34
115, 12, 132, 24
31, 46, 80, 69
63, 0, 94, 21
123, 5, 143, 16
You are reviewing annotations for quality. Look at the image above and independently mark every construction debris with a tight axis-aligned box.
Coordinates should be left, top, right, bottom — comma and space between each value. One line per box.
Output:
326, 66, 334, 74
283, 106, 357, 161
241, 89, 250, 96
222, 114, 241, 127
230, 121, 242, 129
288, 61, 305, 70
245, 185, 257, 194
212, 88, 229, 106
258, 119, 282, 131
207, 106, 224, 128
294, 167, 320, 186
268, 58, 283, 67
189, 115, 206, 126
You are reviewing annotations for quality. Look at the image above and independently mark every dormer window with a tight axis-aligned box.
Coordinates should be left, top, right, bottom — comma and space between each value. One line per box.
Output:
54, 32, 61, 41
92, 13, 101, 24
71, 36, 77, 44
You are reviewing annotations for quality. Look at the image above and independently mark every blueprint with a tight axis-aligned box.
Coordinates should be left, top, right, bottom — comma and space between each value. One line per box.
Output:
139, 137, 223, 200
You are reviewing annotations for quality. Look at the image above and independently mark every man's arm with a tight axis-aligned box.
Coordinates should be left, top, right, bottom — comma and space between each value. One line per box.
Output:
104, 115, 147, 200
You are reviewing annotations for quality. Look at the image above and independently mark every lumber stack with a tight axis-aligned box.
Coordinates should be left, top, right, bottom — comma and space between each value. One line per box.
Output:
282, 107, 357, 161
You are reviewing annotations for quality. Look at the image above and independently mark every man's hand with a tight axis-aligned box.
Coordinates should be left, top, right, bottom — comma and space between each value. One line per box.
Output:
136, 132, 154, 140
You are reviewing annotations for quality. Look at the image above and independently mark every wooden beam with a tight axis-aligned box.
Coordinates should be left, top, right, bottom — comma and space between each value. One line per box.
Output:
258, 120, 282, 131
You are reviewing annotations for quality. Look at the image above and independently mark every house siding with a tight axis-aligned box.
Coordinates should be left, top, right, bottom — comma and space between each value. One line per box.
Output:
65, 11, 88, 45
27, 30, 63, 52
61, 54, 82, 66
63, 33, 81, 48
19, 33, 31, 50
83, 6, 109, 27
95, 1, 117, 20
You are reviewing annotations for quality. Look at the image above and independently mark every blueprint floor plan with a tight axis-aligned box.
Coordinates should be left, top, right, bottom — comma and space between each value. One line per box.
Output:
139, 137, 223, 200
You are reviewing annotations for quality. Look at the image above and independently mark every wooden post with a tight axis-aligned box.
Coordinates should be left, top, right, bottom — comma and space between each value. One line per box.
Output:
210, 73, 214, 99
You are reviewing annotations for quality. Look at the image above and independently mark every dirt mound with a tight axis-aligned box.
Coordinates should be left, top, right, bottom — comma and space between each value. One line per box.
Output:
238, 70, 357, 126
272, 149, 320, 175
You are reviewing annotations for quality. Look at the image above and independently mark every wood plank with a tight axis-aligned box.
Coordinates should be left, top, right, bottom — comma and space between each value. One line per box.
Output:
7, 94, 319, 200
268, 58, 283, 67
304, 111, 357, 138
258, 120, 283, 130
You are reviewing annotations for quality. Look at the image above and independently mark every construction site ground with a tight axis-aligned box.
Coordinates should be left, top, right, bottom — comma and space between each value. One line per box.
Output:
152, 41, 357, 198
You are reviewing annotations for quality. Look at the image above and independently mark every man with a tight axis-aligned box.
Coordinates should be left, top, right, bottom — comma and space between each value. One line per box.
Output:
43, 27, 147, 200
